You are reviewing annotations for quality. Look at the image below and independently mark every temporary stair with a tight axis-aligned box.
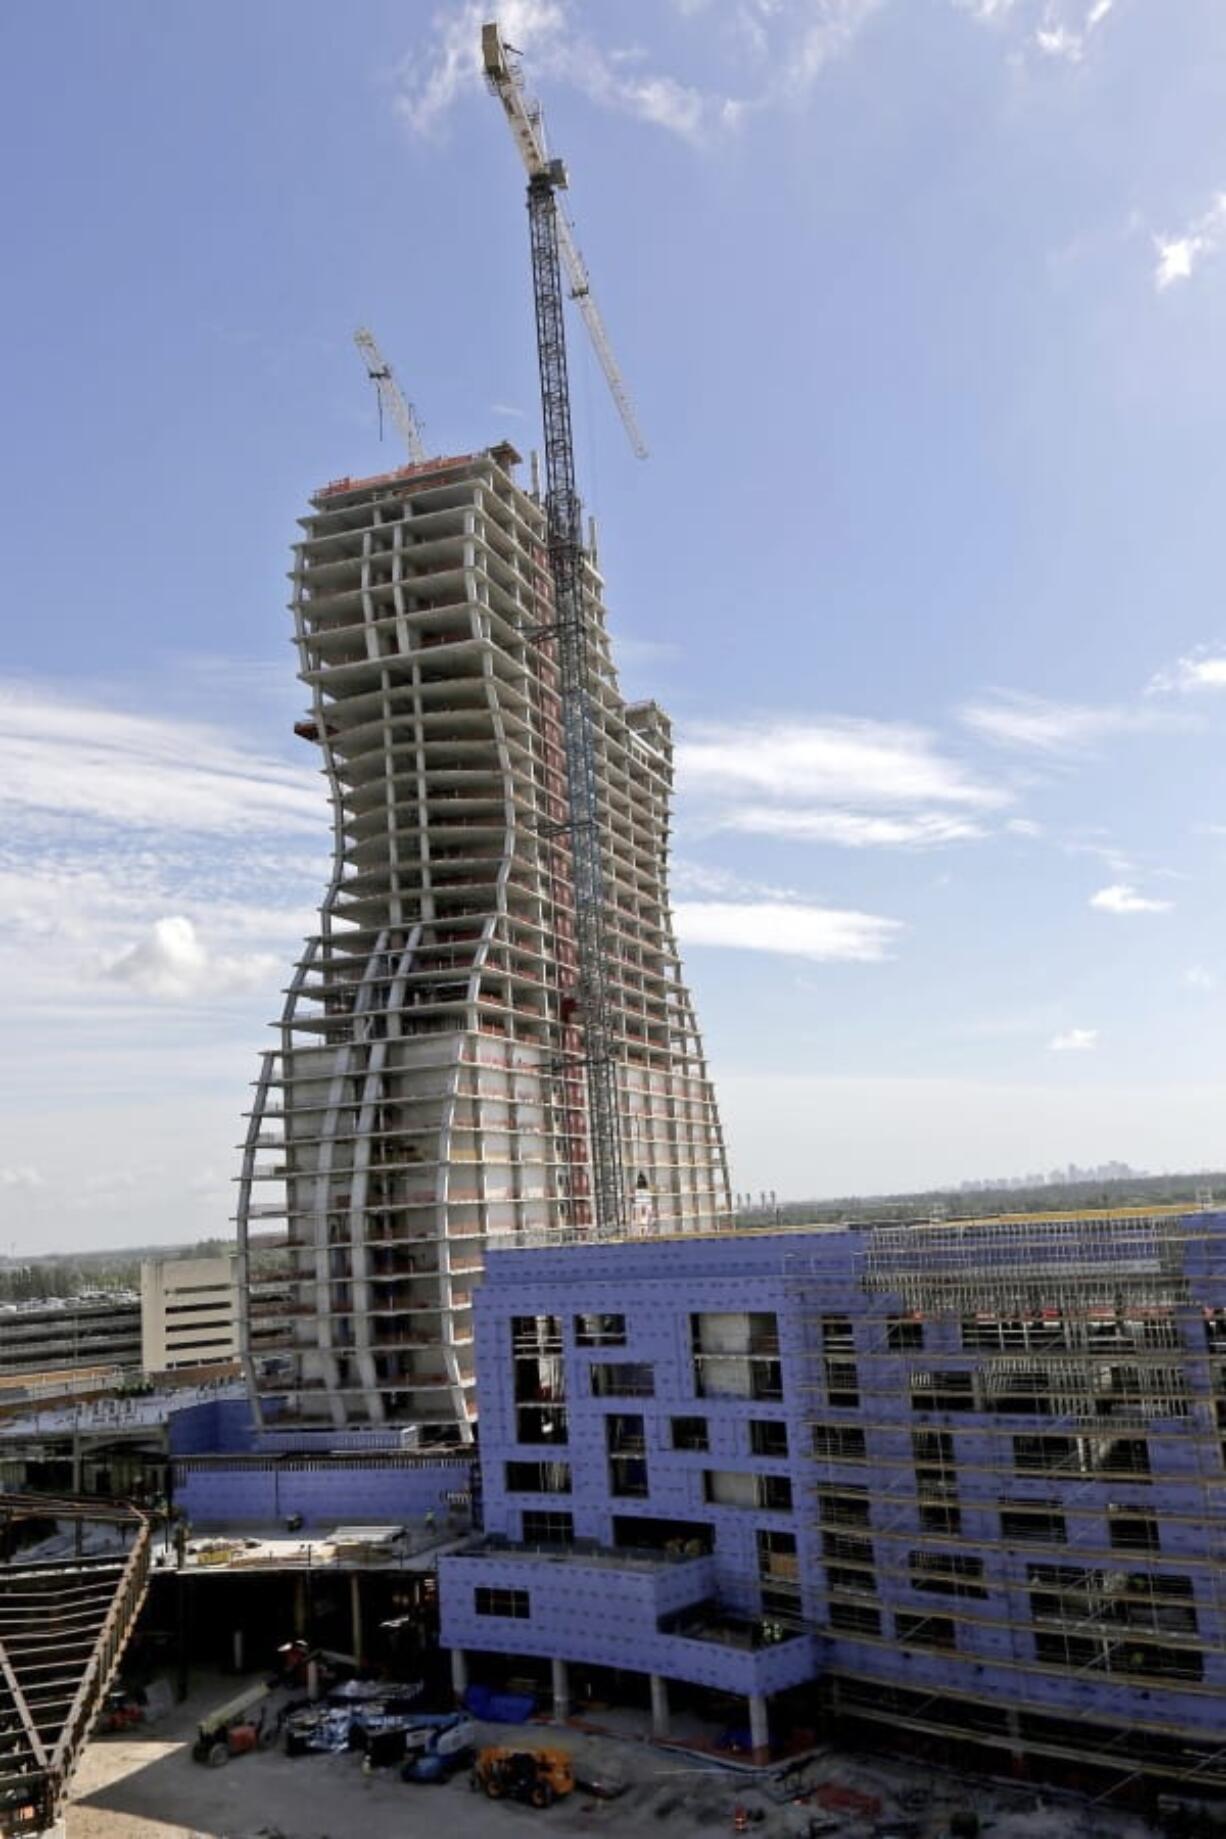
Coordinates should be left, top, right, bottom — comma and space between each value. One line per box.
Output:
0, 1494, 150, 1835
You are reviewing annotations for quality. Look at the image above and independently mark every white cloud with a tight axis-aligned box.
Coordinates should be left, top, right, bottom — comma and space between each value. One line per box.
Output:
395, 1, 563, 140
0, 680, 319, 836
677, 716, 1005, 851
1049, 1027, 1098, 1052
671, 860, 800, 902
1034, 0, 1114, 61
1154, 193, 1226, 292
960, 691, 1174, 757
396, 0, 719, 145
1186, 965, 1218, 992
783, 0, 885, 97
1089, 884, 1174, 915
1149, 649, 1226, 694
1035, 24, 1077, 57
720, 807, 987, 848
1006, 817, 1044, 837
396, 0, 1116, 155
674, 899, 902, 963
678, 719, 1003, 805
0, 1167, 44, 1191
99, 916, 280, 1002
950, 0, 1019, 20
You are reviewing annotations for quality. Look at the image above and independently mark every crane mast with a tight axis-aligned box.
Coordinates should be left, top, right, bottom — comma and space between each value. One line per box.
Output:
527, 167, 627, 1239
483, 21, 632, 1237
353, 327, 428, 464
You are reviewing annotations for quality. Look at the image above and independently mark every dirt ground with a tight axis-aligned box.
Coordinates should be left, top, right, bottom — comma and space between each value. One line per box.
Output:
65, 1675, 1167, 1839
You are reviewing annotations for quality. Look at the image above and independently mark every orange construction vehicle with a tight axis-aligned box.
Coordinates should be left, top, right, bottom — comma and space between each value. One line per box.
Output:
470, 1746, 574, 1808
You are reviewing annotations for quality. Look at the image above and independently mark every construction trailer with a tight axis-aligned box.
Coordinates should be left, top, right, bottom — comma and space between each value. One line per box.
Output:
439, 1207, 1226, 1795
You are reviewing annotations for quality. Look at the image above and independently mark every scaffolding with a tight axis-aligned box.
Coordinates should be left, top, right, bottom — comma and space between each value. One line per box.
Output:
783, 1210, 1226, 1788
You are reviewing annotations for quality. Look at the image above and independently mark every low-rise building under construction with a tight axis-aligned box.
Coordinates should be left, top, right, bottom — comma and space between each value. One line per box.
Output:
440, 1206, 1226, 1790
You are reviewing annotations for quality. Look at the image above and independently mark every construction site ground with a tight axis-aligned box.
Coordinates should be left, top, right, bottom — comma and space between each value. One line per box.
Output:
66, 1672, 1167, 1839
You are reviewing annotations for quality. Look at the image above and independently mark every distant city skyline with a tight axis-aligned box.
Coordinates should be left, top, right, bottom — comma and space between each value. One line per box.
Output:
3, 1, 1226, 1249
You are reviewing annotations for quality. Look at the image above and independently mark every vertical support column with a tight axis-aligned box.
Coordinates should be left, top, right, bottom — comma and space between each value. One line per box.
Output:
748, 1692, 770, 1761
293, 1574, 308, 1640
1006, 1705, 1025, 1778
650, 1673, 669, 1740
450, 1647, 469, 1704
175, 1575, 191, 1703
551, 1655, 570, 1722
350, 1572, 364, 1667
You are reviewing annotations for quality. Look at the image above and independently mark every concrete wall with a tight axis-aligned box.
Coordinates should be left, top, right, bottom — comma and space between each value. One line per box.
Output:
141, 1256, 237, 1374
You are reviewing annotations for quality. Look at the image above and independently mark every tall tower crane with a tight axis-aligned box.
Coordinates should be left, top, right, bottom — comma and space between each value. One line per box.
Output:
482, 19, 641, 1238
353, 327, 428, 464
481, 28, 647, 462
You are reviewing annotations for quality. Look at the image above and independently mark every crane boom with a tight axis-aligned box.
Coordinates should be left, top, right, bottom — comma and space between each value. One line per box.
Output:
483, 19, 630, 1238
482, 24, 648, 460
353, 327, 428, 464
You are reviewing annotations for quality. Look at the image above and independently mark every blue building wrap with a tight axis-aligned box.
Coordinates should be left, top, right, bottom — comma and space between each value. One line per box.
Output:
439, 1211, 1226, 1781
168, 1398, 472, 1528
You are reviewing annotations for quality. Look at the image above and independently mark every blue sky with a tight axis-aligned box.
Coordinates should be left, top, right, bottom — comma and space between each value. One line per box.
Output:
2, 0, 1226, 1251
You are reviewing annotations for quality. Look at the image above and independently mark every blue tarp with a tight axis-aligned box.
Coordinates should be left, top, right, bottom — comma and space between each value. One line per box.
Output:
463, 1683, 537, 1723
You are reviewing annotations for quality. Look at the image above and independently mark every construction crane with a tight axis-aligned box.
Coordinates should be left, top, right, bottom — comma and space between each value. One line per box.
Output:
353, 327, 428, 464
482, 19, 631, 1238
481, 26, 647, 462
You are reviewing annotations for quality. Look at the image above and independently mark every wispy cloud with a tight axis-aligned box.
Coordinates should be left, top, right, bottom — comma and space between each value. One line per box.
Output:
672, 860, 801, 902
719, 807, 987, 848
0, 680, 319, 836
0, 676, 322, 1049
396, 0, 721, 145
952, 0, 1116, 60
1149, 648, 1226, 694
1034, 0, 1114, 62
777, 1, 886, 101
960, 691, 1176, 757
674, 899, 902, 963
1185, 965, 1218, 992
0, 1167, 45, 1191
1154, 192, 1226, 292
1049, 1027, 1098, 1052
397, 0, 1117, 153
1090, 883, 1174, 915
677, 716, 1005, 851
949, 0, 1020, 21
